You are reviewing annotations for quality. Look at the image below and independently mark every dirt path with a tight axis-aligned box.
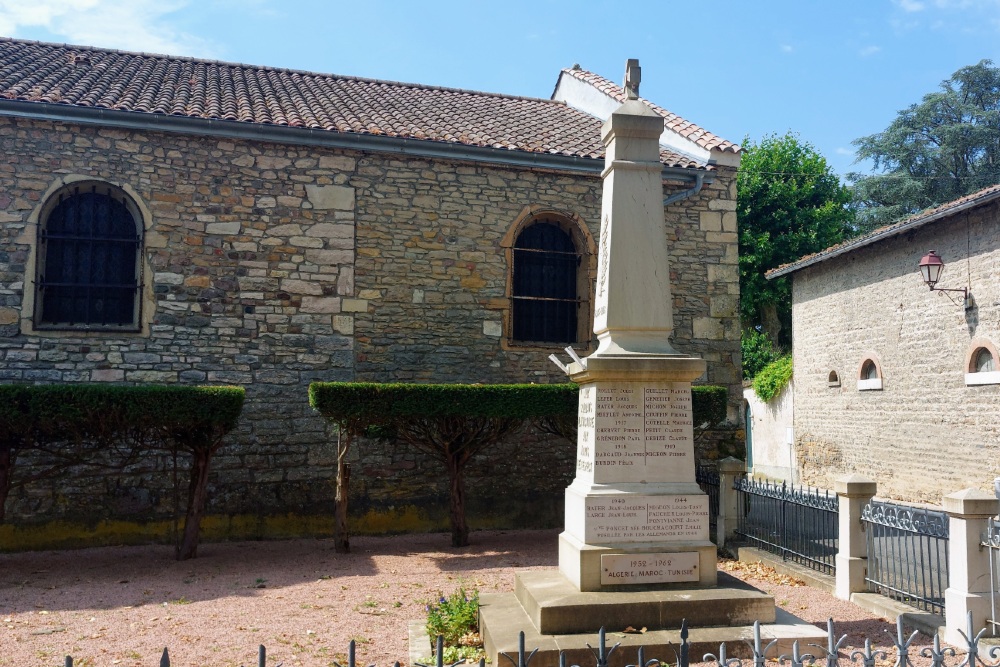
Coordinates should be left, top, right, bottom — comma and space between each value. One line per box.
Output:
0, 530, 940, 667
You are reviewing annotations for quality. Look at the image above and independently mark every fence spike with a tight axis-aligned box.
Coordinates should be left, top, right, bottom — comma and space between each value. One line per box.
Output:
702, 642, 743, 667
918, 631, 956, 667
160, 647, 170, 667
679, 618, 689, 667
778, 639, 817, 667
751, 620, 778, 667
436, 635, 443, 667
891, 615, 920, 667
258, 644, 266, 667
850, 638, 889, 667
65, 657, 72, 667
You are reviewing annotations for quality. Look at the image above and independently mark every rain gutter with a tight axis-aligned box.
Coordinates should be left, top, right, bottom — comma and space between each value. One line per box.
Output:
0, 100, 712, 184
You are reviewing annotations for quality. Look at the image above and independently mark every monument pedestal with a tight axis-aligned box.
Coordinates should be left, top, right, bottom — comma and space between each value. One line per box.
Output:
560, 355, 716, 592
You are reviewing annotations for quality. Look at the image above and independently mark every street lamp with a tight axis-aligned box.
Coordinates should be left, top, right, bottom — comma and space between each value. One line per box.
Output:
918, 250, 968, 304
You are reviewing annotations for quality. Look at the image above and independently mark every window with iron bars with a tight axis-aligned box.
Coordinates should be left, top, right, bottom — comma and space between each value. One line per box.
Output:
511, 221, 581, 344
35, 184, 143, 331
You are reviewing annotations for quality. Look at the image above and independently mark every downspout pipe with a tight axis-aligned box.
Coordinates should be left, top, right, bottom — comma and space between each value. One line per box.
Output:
663, 170, 705, 207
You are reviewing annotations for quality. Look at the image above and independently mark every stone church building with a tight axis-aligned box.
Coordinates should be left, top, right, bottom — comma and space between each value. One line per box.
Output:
0, 38, 741, 544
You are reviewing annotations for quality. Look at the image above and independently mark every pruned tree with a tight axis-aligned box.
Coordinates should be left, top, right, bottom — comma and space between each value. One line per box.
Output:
851, 60, 1000, 230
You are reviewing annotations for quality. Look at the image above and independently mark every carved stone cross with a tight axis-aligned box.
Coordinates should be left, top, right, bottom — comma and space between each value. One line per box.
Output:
624, 59, 640, 99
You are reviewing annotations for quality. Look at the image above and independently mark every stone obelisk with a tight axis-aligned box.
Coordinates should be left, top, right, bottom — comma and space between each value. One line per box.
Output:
558, 60, 716, 592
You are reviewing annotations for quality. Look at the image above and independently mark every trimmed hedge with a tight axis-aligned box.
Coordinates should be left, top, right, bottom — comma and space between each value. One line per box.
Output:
309, 382, 579, 422
0, 384, 245, 559
0, 384, 244, 442
309, 382, 725, 424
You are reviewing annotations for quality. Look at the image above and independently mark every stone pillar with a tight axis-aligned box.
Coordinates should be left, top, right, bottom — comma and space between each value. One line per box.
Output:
716, 457, 745, 548
943, 488, 1000, 645
834, 474, 876, 601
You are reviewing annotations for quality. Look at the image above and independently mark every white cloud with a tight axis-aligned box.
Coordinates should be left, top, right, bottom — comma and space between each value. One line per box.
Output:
894, 0, 926, 11
780, 44, 794, 53
859, 45, 882, 57
835, 147, 855, 156
0, 0, 216, 57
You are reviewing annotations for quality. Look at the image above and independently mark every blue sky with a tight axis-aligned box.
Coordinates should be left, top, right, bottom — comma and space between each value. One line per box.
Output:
1, 0, 999, 178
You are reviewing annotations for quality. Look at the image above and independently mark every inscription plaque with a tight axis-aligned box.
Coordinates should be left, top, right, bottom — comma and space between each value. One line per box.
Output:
600, 551, 699, 585
576, 382, 695, 484
583, 494, 709, 544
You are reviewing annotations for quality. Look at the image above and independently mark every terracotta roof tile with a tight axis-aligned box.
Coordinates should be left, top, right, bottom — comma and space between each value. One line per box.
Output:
0, 38, 709, 170
561, 66, 741, 154
768, 183, 1000, 278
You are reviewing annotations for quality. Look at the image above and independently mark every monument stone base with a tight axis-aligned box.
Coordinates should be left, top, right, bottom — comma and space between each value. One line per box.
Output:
480, 572, 827, 667
558, 531, 717, 592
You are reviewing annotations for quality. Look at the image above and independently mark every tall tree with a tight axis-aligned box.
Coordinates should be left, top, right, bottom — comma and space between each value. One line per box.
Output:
738, 133, 854, 347
851, 60, 1000, 230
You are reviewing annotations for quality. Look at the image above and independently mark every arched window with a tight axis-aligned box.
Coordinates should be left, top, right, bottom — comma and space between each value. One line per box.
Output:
827, 371, 840, 387
857, 355, 883, 391
35, 183, 143, 330
965, 340, 1000, 386
511, 219, 582, 344
974, 348, 995, 373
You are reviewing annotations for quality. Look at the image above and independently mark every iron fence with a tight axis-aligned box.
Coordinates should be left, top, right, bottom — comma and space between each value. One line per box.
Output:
861, 499, 949, 614
982, 516, 1000, 636
733, 478, 839, 574
695, 464, 719, 534
62, 614, 999, 667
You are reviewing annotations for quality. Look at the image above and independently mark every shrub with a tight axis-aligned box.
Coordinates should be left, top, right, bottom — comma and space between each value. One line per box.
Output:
752, 355, 793, 402
0, 384, 245, 559
741, 328, 780, 380
425, 587, 481, 650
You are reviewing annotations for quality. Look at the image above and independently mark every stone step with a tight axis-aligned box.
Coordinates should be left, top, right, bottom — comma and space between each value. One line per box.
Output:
481, 590, 828, 667
514, 570, 776, 635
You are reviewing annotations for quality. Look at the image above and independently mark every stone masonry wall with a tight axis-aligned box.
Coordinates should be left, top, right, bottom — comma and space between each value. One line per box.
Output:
791, 202, 1000, 504
0, 115, 740, 545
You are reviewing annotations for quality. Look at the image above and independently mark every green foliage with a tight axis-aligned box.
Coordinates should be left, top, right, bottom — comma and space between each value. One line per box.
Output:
0, 384, 244, 448
741, 328, 780, 380
310, 382, 728, 431
691, 385, 728, 428
851, 60, 1000, 230
752, 356, 793, 403
425, 587, 480, 647
738, 133, 855, 345
309, 382, 578, 425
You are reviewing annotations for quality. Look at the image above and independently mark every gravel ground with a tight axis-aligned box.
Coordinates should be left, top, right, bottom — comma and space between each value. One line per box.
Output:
0, 530, 947, 667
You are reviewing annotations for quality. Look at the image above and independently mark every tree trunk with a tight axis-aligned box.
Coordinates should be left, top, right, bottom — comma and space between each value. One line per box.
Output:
177, 447, 212, 561
761, 303, 782, 349
333, 429, 351, 553
447, 454, 469, 548
0, 446, 13, 523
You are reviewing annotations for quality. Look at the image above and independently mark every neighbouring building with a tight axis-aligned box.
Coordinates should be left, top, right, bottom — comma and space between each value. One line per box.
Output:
766, 185, 1000, 504
0, 38, 741, 546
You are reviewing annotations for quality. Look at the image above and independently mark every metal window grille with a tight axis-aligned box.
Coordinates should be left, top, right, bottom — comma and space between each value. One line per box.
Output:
861, 500, 949, 614
734, 478, 839, 574
37, 187, 142, 329
511, 222, 580, 344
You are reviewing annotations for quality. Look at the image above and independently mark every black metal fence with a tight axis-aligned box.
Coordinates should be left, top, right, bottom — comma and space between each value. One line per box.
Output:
695, 464, 719, 534
983, 517, 1000, 636
861, 499, 949, 614
733, 478, 839, 574
62, 614, 997, 667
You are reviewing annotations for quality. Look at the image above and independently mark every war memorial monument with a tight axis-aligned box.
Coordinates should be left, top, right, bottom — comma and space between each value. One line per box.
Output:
479, 61, 825, 666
